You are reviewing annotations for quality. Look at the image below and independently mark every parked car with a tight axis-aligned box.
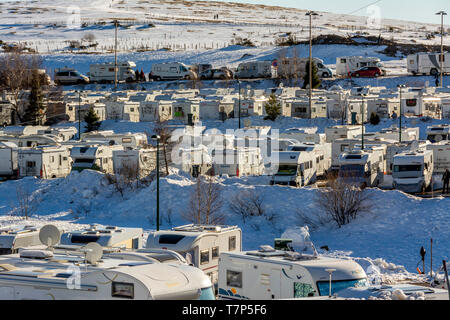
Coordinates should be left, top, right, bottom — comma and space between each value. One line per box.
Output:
54, 68, 89, 85
350, 67, 385, 78
200, 68, 233, 80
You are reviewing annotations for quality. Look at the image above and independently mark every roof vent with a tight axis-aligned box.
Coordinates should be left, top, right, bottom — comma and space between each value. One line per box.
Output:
20, 250, 54, 259
259, 245, 275, 252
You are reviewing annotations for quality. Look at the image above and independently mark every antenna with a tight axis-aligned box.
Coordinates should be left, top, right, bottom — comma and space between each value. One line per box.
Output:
39, 225, 61, 250
81, 242, 103, 266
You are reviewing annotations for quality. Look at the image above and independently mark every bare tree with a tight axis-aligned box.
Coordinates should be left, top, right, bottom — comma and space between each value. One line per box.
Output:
314, 174, 372, 228
229, 190, 265, 223
183, 176, 225, 225
12, 184, 37, 220
104, 161, 140, 197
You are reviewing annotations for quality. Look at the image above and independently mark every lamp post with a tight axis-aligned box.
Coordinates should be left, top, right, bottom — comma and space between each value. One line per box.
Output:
436, 11, 447, 88
152, 134, 161, 231
361, 94, 365, 150
306, 11, 318, 114
398, 84, 406, 143
75, 90, 82, 141
237, 80, 241, 129
114, 19, 118, 89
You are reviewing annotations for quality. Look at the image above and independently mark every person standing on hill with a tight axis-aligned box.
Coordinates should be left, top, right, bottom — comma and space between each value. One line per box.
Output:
442, 169, 450, 194
135, 69, 140, 82
140, 69, 145, 82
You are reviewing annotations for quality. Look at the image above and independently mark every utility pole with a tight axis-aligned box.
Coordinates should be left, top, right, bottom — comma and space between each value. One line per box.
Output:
398, 84, 406, 143
152, 135, 161, 231
436, 11, 447, 88
238, 80, 241, 129
306, 11, 318, 114
114, 19, 118, 89
76, 90, 81, 140
361, 95, 365, 150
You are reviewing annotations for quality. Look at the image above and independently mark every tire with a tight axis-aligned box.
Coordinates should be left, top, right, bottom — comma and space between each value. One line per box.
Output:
322, 72, 329, 78
355, 73, 360, 78
430, 68, 438, 76
374, 73, 380, 77
184, 75, 190, 80
156, 76, 162, 81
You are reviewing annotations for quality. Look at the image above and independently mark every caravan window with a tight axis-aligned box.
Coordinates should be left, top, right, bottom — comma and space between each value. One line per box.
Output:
294, 282, 315, 298
226, 270, 243, 288
212, 246, 219, 259
122, 137, 132, 144
159, 234, 185, 244
111, 282, 134, 299
200, 249, 209, 265
229, 236, 236, 251
50, 156, 55, 163
27, 161, 36, 168
340, 59, 347, 63
406, 99, 417, 107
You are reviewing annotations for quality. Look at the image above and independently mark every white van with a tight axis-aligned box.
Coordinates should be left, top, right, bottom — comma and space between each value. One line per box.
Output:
338, 148, 384, 187
271, 151, 316, 187
336, 56, 384, 76
54, 67, 89, 85
88, 61, 136, 83
392, 150, 434, 193
150, 62, 197, 81
70, 144, 123, 174
18, 146, 72, 179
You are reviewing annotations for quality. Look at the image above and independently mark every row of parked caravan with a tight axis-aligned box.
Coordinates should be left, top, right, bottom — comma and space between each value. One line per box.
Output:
0, 127, 158, 180
0, 223, 446, 300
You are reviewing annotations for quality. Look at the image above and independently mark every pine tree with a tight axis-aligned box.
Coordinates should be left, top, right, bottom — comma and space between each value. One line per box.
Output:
370, 112, 380, 125
23, 69, 45, 125
84, 107, 101, 132
264, 94, 281, 121
302, 60, 321, 89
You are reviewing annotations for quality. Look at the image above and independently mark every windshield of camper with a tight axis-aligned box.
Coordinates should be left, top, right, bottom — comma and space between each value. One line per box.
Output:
316, 279, 368, 296
276, 165, 297, 176
394, 165, 422, 172
427, 134, 448, 142
339, 164, 364, 177
197, 286, 216, 300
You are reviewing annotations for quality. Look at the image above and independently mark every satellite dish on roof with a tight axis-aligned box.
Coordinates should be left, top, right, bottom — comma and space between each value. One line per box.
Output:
82, 242, 103, 265
39, 225, 61, 247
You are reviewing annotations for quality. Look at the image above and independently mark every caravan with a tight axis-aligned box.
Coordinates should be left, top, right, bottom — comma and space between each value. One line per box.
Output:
81, 131, 147, 149
407, 52, 450, 75
88, 61, 136, 83
18, 146, 72, 179
336, 56, 384, 76
234, 61, 273, 79
147, 224, 242, 284
211, 147, 264, 177
277, 57, 333, 79
288, 143, 331, 177
427, 141, 450, 175
426, 124, 450, 143
0, 142, 19, 180
0, 225, 42, 254
271, 151, 316, 187
392, 150, 433, 193
113, 148, 157, 179
70, 145, 124, 174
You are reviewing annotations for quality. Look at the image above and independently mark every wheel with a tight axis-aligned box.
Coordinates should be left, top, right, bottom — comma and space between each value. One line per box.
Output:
184, 75, 190, 80
374, 73, 380, 77
156, 76, 162, 81
430, 68, 438, 76
322, 72, 329, 78
355, 73, 360, 78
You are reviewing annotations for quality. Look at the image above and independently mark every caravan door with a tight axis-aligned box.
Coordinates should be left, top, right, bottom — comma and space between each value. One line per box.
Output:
269, 269, 281, 299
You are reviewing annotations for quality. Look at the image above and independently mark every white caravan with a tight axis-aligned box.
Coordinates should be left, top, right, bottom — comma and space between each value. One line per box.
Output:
336, 56, 384, 76
325, 125, 364, 143
280, 128, 326, 145
211, 147, 264, 177
271, 151, 316, 187
113, 148, 156, 179
81, 131, 147, 149
277, 57, 333, 78
0, 142, 19, 180
385, 140, 430, 174
0, 228, 214, 300
150, 62, 197, 81
338, 147, 385, 187
426, 124, 450, 143
218, 245, 367, 300
407, 52, 450, 76
234, 61, 273, 79
60, 225, 143, 249
146, 224, 242, 284
392, 150, 433, 193
70, 145, 123, 174
0, 225, 42, 254
427, 141, 450, 175
177, 145, 213, 177
288, 142, 332, 177
18, 146, 71, 179
88, 61, 136, 83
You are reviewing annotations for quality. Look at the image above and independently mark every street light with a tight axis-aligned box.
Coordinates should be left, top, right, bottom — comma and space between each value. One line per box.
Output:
436, 11, 447, 88
398, 84, 406, 142
237, 80, 241, 129
113, 19, 118, 89
306, 11, 318, 114
151, 134, 161, 231
75, 90, 82, 141
361, 94, 366, 150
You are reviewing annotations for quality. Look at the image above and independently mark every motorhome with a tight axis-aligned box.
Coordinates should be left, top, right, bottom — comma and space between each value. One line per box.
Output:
0, 142, 19, 180
234, 61, 273, 79
60, 225, 143, 249
70, 145, 123, 174
81, 131, 147, 148
277, 57, 333, 79
407, 52, 450, 76
37, 127, 78, 142
18, 146, 72, 179
288, 143, 332, 177
172, 99, 201, 125
280, 128, 326, 145
336, 56, 384, 76
325, 125, 364, 143
211, 147, 264, 177
355, 127, 420, 142
105, 101, 140, 122
271, 151, 317, 187
392, 150, 433, 193
282, 96, 328, 119
366, 97, 400, 119
139, 100, 173, 122
177, 146, 212, 177
426, 141, 450, 175
150, 62, 197, 81
112, 148, 157, 179
338, 147, 385, 187
88, 61, 136, 83
401, 93, 442, 118
0, 225, 42, 254
54, 67, 89, 85
218, 244, 367, 300
385, 140, 430, 174
234, 95, 269, 117
426, 124, 450, 143
146, 224, 242, 284
0, 231, 214, 300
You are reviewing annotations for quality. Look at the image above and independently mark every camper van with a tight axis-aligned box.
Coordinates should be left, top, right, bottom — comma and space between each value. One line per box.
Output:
218, 245, 368, 300
112, 148, 157, 179
0, 142, 19, 180
60, 225, 143, 249
407, 52, 450, 75
271, 151, 316, 187
336, 56, 384, 76
54, 67, 89, 85
392, 150, 434, 193
0, 226, 214, 300
338, 148, 385, 187
426, 124, 450, 143
234, 61, 273, 79
288, 143, 332, 177
147, 224, 242, 284
427, 141, 450, 175
325, 125, 364, 143
177, 146, 212, 177
150, 62, 197, 81
277, 57, 333, 79
81, 131, 147, 149
0, 225, 42, 254
70, 145, 123, 174
88, 61, 136, 83
18, 146, 72, 179
280, 128, 326, 145
211, 147, 264, 177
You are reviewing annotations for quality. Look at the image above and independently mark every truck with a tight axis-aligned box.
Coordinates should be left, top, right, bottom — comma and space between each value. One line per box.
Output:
392, 150, 433, 193
234, 61, 273, 79
149, 62, 197, 81
271, 151, 317, 187
336, 56, 384, 76
88, 61, 136, 83
278, 57, 333, 79
0, 142, 19, 180
407, 52, 450, 76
